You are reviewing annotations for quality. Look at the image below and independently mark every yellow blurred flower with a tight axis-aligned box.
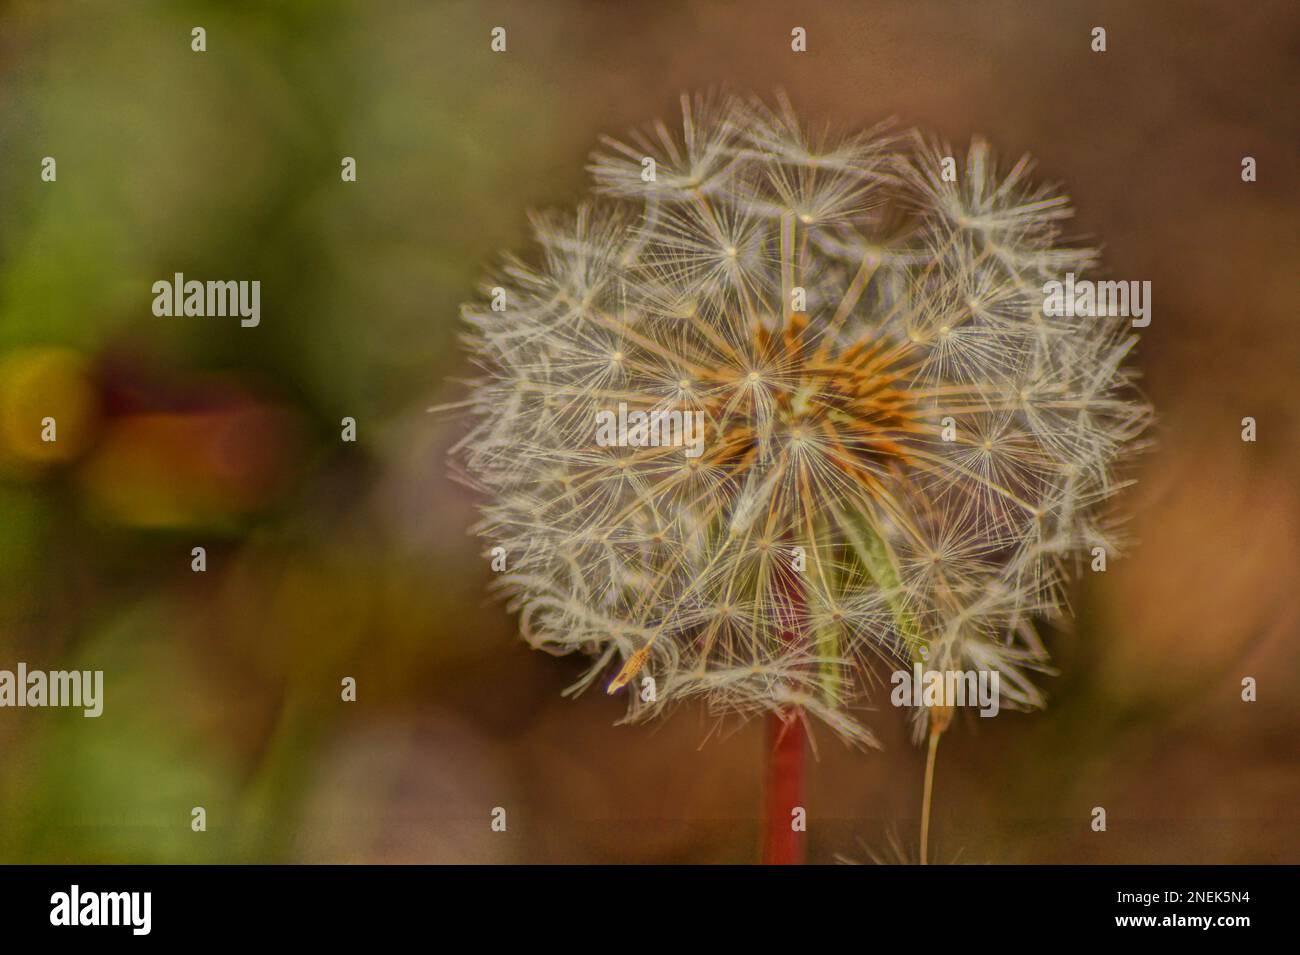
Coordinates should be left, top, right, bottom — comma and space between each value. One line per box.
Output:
0, 347, 101, 472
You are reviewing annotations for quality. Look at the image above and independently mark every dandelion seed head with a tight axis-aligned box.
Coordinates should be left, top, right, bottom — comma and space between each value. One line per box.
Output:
456, 92, 1152, 744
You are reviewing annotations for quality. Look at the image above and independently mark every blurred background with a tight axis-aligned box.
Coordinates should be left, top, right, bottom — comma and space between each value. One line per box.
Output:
0, 0, 1295, 863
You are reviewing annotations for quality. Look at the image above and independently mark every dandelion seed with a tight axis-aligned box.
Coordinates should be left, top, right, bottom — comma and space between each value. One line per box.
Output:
453, 92, 1151, 809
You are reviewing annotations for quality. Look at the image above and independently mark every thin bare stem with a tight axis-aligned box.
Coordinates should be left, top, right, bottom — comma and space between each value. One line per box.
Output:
919, 725, 942, 866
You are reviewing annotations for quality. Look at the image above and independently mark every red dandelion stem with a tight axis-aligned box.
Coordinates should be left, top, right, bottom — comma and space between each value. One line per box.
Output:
761, 707, 806, 864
